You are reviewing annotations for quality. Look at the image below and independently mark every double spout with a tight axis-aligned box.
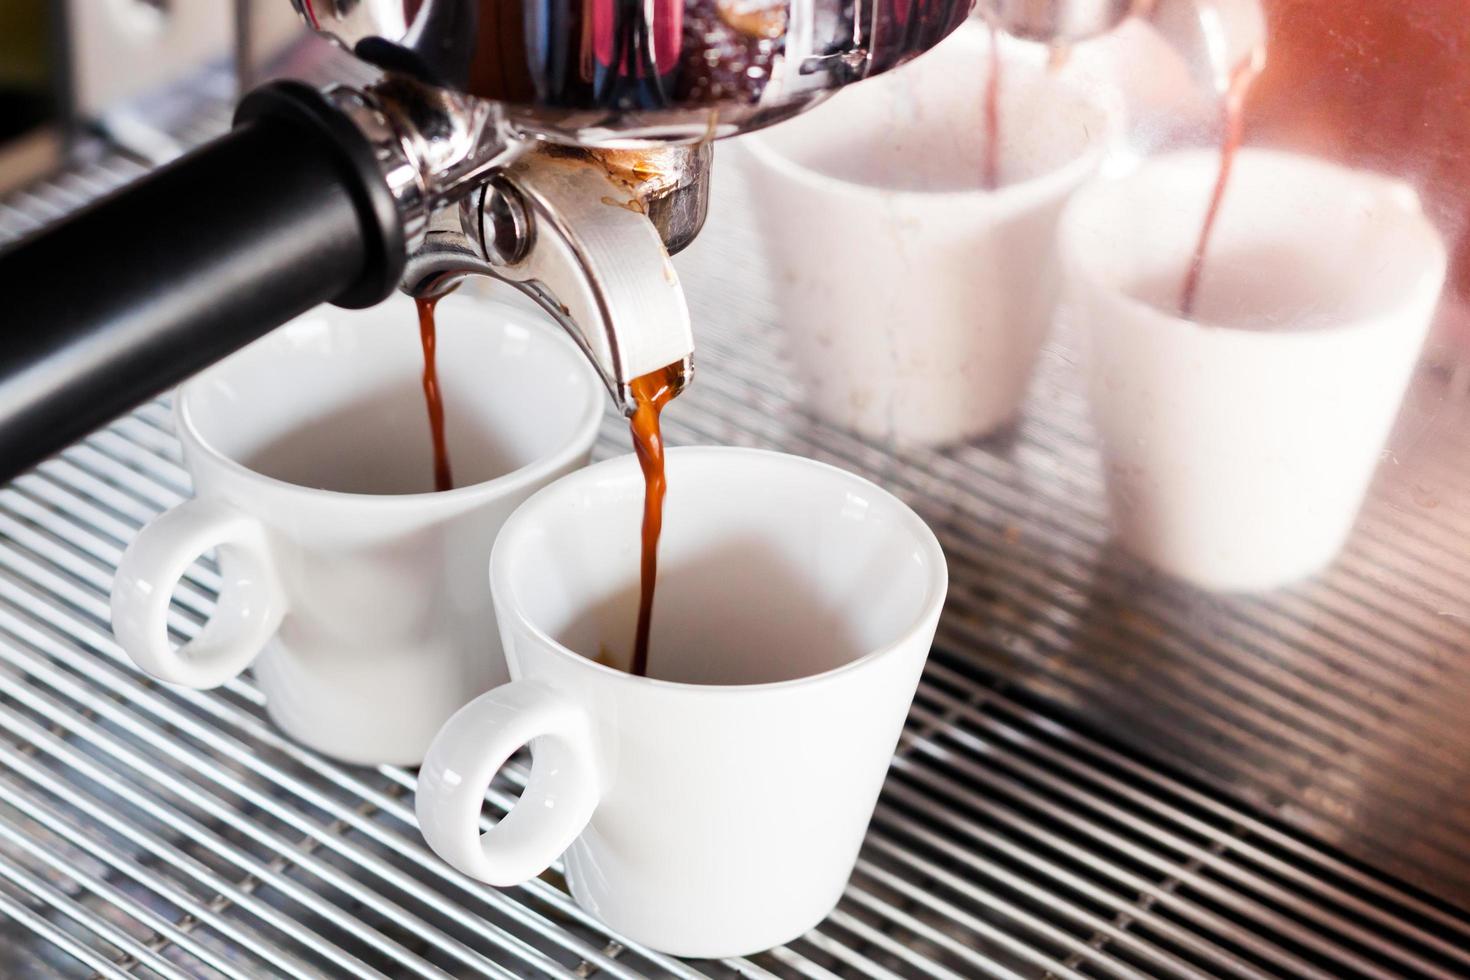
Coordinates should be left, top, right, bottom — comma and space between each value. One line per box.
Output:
333, 78, 700, 413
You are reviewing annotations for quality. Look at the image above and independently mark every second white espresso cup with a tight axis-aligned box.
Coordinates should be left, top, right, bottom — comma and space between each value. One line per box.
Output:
416, 447, 948, 957
109, 297, 604, 765
1059, 148, 1447, 590
740, 20, 1111, 445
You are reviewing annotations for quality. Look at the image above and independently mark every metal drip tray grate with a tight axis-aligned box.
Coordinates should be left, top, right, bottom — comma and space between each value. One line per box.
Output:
0, 402, 1463, 979
2, 86, 1470, 977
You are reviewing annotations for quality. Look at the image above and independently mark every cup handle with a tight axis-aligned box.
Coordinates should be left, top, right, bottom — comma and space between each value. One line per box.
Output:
110, 498, 285, 689
416, 681, 600, 886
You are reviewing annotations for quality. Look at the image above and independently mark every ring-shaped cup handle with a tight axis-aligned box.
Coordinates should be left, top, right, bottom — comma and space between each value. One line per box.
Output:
111, 498, 285, 689
416, 681, 599, 885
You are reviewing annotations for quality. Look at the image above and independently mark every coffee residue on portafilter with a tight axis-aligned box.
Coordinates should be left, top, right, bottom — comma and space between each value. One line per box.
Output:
415, 295, 455, 492
628, 361, 684, 678
1179, 46, 1267, 318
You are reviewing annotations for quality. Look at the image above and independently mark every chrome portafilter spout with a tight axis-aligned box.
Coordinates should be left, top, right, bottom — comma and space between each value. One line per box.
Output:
979, 0, 1267, 94
272, 73, 706, 414
474, 145, 703, 413
400, 143, 704, 414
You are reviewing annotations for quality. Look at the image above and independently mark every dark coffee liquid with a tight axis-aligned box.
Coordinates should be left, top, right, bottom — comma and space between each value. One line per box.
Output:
415, 295, 454, 492
982, 20, 1001, 191
1179, 51, 1266, 318
628, 362, 682, 678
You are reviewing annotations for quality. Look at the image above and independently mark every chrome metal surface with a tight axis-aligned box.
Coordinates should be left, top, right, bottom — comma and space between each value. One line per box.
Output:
401, 144, 696, 412
323, 59, 708, 402
399, 190, 500, 298
325, 84, 437, 244
488, 147, 695, 412
584, 143, 716, 256
3, 85, 1470, 978
293, 0, 971, 144
400, 143, 711, 300
359, 76, 519, 220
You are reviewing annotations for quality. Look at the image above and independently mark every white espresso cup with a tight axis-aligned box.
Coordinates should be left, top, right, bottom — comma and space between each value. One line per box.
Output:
110, 297, 604, 765
416, 447, 948, 957
1059, 149, 1447, 591
740, 20, 1111, 445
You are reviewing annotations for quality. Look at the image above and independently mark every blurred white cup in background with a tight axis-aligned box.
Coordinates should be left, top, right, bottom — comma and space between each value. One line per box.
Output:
738, 19, 1112, 446
1059, 148, 1447, 591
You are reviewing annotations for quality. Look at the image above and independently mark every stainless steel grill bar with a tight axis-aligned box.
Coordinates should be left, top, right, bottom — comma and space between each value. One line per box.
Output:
0, 807, 244, 978
867, 800, 1246, 980
798, 921, 921, 980
789, 928, 920, 980
762, 944, 846, 979
885, 752, 1334, 979
720, 959, 784, 979
0, 501, 215, 623
0, 637, 577, 977
860, 830, 1197, 979
907, 685, 1465, 977
846, 877, 1084, 980
0, 846, 188, 978
8, 464, 222, 596
832, 909, 989, 980
0, 666, 449, 979
0, 885, 135, 979
901, 703, 1420, 980
918, 665, 1470, 964
0, 754, 331, 978
969, 688, 1470, 946
0, 651, 558, 979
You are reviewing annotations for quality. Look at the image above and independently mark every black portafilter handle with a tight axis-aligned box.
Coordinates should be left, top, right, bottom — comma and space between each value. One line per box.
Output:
0, 81, 406, 481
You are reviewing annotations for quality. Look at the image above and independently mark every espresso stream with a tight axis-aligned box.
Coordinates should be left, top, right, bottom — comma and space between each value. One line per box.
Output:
982, 20, 1002, 191
1179, 50, 1266, 318
409, 294, 677, 676
627, 362, 683, 677
415, 295, 455, 493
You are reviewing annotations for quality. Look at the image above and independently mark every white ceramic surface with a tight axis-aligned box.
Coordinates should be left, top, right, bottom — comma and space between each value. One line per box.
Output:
109, 296, 604, 765
416, 447, 948, 957
739, 19, 1111, 445
1059, 148, 1447, 591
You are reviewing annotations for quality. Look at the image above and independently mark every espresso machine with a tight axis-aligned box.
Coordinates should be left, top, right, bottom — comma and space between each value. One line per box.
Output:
6, 1, 1470, 972
0, 0, 1263, 483
0, 0, 962, 479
